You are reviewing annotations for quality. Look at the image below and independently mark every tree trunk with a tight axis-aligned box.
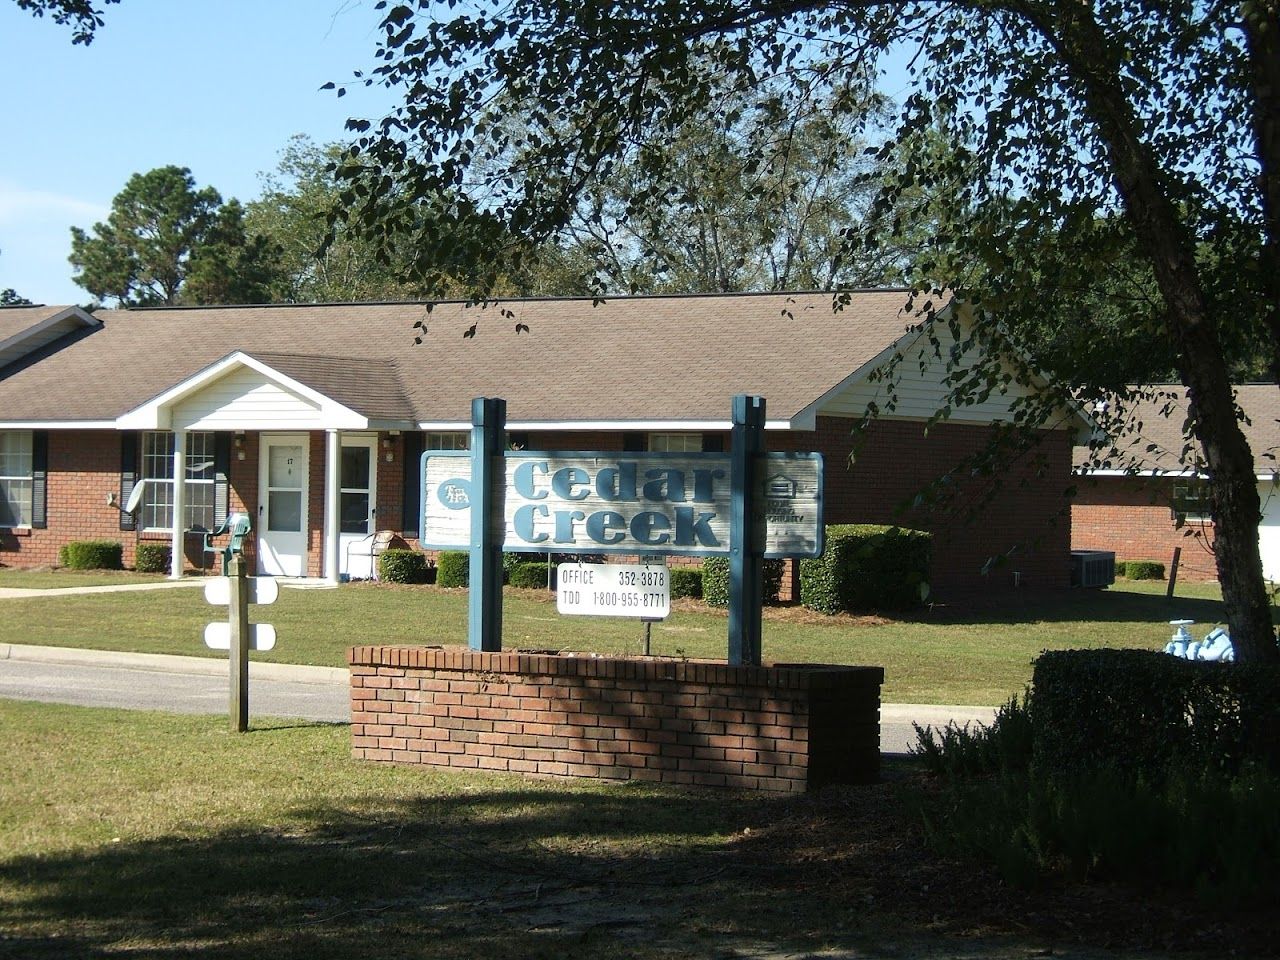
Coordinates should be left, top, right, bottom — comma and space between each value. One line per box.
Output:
1036, 4, 1278, 661
1241, 1, 1280, 382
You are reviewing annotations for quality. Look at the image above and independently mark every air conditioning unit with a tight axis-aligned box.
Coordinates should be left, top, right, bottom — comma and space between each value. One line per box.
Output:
1071, 550, 1116, 588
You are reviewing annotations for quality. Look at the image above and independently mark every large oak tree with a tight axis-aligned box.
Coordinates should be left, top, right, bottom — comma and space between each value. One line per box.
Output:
326, 0, 1278, 661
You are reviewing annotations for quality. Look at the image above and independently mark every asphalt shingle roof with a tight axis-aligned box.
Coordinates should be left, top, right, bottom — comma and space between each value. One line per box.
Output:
1075, 384, 1280, 475
0, 291, 935, 426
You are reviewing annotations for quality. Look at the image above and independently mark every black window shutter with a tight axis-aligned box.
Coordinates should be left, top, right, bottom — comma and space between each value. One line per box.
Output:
30, 431, 48, 529
402, 431, 424, 537
623, 432, 646, 452
214, 433, 231, 527
701, 433, 724, 453
119, 432, 139, 531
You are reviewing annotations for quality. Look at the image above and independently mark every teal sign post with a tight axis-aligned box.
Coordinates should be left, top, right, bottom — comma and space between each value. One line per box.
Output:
428, 395, 823, 665
469, 398, 506, 652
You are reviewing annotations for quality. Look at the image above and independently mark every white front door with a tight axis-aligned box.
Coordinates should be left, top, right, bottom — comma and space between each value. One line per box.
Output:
259, 434, 309, 577
339, 435, 379, 579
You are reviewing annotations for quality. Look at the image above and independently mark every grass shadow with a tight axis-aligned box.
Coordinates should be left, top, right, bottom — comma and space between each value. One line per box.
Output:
899, 585, 1239, 628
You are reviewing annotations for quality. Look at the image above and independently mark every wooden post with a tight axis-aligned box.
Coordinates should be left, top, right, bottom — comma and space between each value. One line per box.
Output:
469, 397, 506, 651
729, 394, 765, 666
229, 554, 250, 732
1167, 546, 1182, 600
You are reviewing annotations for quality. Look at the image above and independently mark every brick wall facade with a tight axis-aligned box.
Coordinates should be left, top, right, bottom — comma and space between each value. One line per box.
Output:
349, 645, 884, 792
770, 418, 1074, 593
4, 421, 1074, 595
1072, 476, 1219, 581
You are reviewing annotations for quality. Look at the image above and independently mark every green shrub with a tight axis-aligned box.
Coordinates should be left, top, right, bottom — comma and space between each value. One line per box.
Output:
701, 556, 784, 606
509, 561, 553, 589
669, 566, 703, 599
921, 764, 1280, 907
59, 540, 124, 571
436, 550, 469, 588
133, 542, 169, 574
1124, 559, 1165, 580
799, 524, 931, 614
915, 652, 1280, 907
1031, 648, 1280, 779
912, 694, 1035, 780
377, 549, 430, 584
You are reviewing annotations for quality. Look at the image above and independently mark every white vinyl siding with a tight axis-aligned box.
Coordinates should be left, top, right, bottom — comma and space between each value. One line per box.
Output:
819, 323, 1039, 423
0, 430, 33, 527
141, 431, 216, 532
172, 366, 323, 430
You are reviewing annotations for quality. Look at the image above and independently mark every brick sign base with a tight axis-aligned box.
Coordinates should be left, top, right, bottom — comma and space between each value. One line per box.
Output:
349, 646, 884, 792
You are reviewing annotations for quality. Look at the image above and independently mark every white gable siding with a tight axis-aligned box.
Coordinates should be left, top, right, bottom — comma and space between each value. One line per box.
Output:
171, 366, 324, 430
819, 323, 1039, 424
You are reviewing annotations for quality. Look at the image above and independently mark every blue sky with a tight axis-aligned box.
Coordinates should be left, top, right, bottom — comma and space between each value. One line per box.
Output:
0, 0, 397, 304
1, 3, 919, 306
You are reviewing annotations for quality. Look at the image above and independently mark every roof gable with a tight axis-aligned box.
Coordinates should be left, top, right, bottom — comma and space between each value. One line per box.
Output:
0, 305, 99, 370
117, 352, 370, 431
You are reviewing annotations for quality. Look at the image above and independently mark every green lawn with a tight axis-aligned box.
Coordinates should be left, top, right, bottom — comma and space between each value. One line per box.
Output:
0, 700, 755, 959
0, 576, 1238, 705
0, 568, 169, 589
2, 699, 1232, 960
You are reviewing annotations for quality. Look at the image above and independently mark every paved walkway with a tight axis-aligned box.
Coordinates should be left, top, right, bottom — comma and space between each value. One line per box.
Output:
0, 576, 338, 599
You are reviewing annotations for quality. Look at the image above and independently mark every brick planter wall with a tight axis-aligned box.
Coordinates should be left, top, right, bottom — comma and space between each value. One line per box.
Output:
349, 646, 884, 792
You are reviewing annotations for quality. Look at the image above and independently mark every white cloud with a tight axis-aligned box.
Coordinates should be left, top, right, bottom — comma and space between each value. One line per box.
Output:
0, 180, 107, 304
0, 180, 106, 228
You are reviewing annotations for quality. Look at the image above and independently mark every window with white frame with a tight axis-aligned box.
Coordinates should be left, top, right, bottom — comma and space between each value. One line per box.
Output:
0, 431, 33, 528
648, 433, 703, 453
141, 431, 216, 531
424, 432, 470, 450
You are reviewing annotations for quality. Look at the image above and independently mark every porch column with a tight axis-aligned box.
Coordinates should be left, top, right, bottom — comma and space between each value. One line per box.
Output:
169, 430, 187, 580
324, 429, 341, 584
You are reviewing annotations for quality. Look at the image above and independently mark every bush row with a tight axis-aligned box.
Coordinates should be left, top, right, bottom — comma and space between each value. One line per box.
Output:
59, 540, 124, 571
914, 649, 1280, 906
55, 522, 932, 614
799, 524, 932, 613
1120, 559, 1165, 579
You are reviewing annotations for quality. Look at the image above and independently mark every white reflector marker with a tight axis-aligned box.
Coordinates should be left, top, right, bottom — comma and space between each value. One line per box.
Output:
204, 622, 277, 651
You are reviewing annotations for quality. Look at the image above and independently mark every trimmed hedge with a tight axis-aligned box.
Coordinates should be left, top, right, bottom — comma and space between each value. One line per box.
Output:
134, 542, 170, 574
59, 540, 124, 571
701, 557, 784, 606
669, 566, 703, 599
378, 549, 430, 584
1031, 648, 1280, 778
1124, 559, 1165, 580
799, 524, 931, 614
509, 561, 554, 589
436, 550, 469, 588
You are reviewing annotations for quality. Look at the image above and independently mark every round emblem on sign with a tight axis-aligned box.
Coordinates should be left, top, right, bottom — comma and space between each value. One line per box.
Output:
437, 478, 471, 510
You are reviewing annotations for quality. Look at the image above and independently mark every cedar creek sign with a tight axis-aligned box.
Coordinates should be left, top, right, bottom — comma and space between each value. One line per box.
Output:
420, 451, 824, 558
430, 396, 822, 666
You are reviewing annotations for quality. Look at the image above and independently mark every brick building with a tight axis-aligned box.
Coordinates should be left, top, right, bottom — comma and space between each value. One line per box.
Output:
1071, 385, 1280, 582
0, 291, 1085, 595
